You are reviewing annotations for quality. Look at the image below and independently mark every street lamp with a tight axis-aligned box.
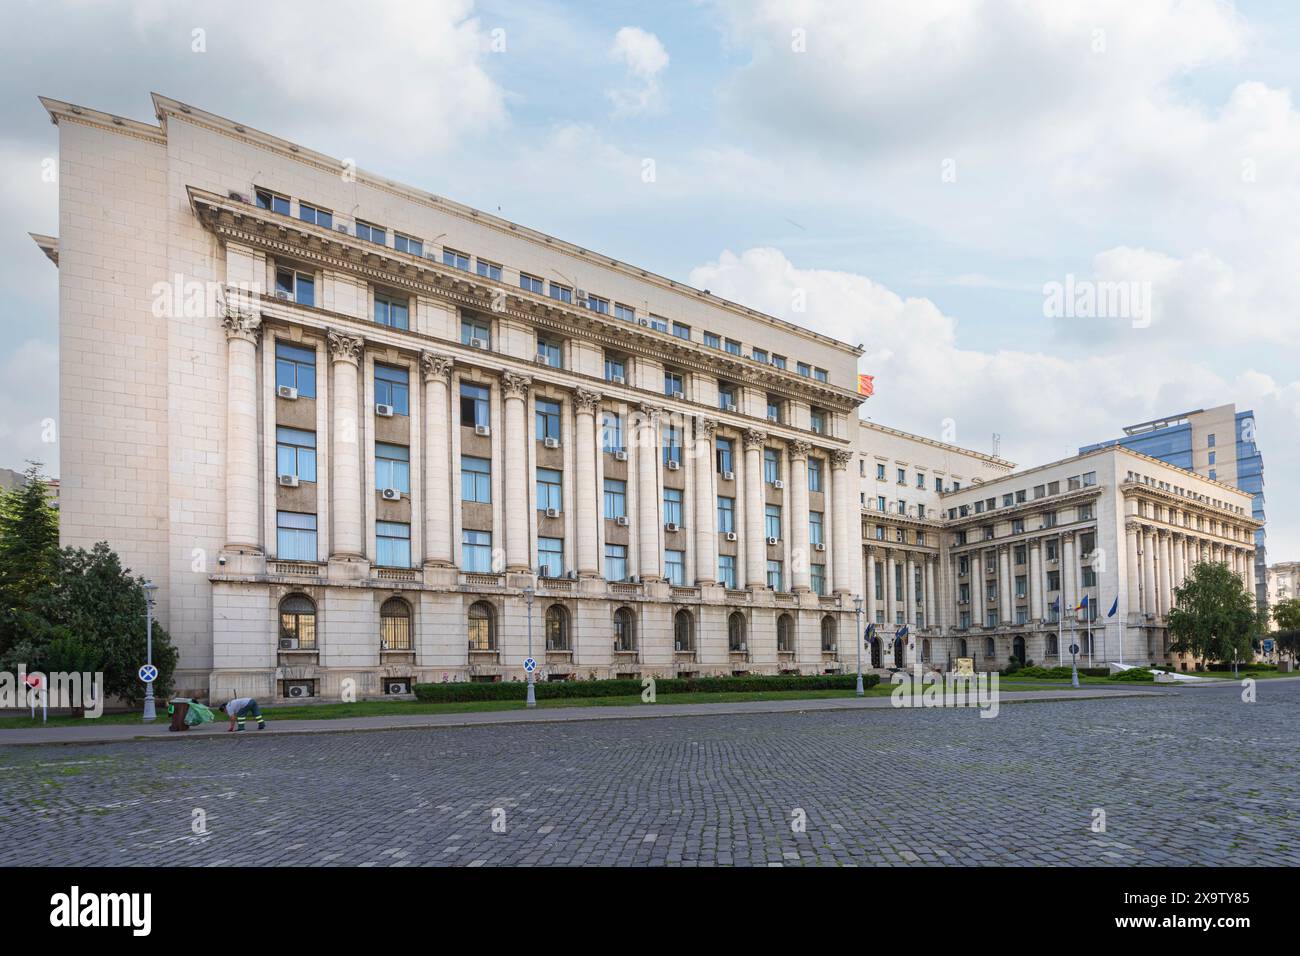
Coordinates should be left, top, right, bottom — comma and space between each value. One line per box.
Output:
142, 581, 157, 722
854, 594, 864, 697
523, 584, 536, 708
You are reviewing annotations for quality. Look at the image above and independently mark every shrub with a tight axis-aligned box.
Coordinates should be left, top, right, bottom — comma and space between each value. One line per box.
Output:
1110, 667, 1155, 682
414, 671, 880, 703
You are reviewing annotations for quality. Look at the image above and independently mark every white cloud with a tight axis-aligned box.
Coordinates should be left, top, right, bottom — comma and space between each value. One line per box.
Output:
607, 26, 669, 116
0, 338, 59, 476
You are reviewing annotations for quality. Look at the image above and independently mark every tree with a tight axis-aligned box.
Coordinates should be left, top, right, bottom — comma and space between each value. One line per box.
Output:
1166, 561, 1257, 666
0, 462, 59, 658
1272, 598, 1300, 662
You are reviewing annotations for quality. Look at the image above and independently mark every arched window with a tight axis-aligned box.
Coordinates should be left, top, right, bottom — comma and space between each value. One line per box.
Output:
821, 615, 837, 652
468, 601, 496, 651
984, 636, 995, 658
614, 607, 636, 652
958, 638, 968, 658
921, 638, 931, 662
728, 611, 747, 652
674, 609, 694, 652
777, 613, 794, 653
1047, 633, 1058, 656
545, 605, 570, 651
279, 594, 316, 650
380, 597, 411, 651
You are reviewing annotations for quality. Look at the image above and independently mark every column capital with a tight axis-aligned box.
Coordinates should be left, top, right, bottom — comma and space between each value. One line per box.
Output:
829, 449, 853, 470
788, 439, 812, 461
221, 302, 261, 344
637, 402, 663, 424
694, 416, 718, 438
420, 350, 454, 383
501, 371, 532, 400
573, 387, 602, 414
326, 328, 364, 365
742, 427, 768, 450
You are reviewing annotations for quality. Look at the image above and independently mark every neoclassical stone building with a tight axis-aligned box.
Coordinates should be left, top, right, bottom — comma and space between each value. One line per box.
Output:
36, 94, 1260, 699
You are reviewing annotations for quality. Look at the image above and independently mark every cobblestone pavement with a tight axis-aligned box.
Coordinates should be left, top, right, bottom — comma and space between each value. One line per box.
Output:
2, 680, 1295, 866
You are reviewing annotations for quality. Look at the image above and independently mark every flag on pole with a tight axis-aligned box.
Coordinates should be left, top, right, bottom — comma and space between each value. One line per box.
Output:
896, 625, 909, 640
865, 622, 876, 642
1077, 594, 1089, 612
857, 374, 875, 397
1107, 596, 1119, 618
1050, 596, 1060, 613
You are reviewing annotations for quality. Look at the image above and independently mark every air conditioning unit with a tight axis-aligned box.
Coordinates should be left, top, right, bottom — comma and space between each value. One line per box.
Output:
228, 190, 250, 203
665, 522, 680, 533
469, 337, 487, 350
725, 403, 738, 412
611, 375, 626, 385
814, 543, 826, 552
671, 389, 684, 399
722, 471, 735, 482
383, 678, 411, 695
335, 224, 349, 234
543, 437, 560, 449
739, 642, 748, 652
285, 681, 314, 698
773, 479, 785, 490
666, 460, 680, 471
613, 450, 628, 462
767, 414, 778, 423
766, 536, 779, 546
277, 385, 298, 401
535, 354, 550, 365
475, 424, 491, 437
616, 516, 630, 527
545, 507, 560, 518
278, 474, 299, 488
638, 318, 649, 327
674, 642, 682, 652
725, 532, 738, 542
830, 643, 838, 652
278, 637, 298, 650
375, 404, 394, 417
274, 289, 291, 301
381, 487, 402, 501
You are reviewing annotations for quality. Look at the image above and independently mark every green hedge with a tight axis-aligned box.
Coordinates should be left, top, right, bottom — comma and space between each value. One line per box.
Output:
1109, 667, 1155, 682
413, 672, 880, 703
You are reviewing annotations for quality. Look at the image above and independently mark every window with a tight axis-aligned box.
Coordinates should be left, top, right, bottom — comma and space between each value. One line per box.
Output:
1078, 503, 1094, 521
519, 272, 544, 294
461, 316, 491, 347
394, 233, 423, 257
604, 355, 626, 383
1012, 518, 1025, 534
810, 564, 826, 595
718, 382, 737, 411
374, 293, 409, 330
375, 443, 410, 493
461, 456, 491, 503
586, 294, 610, 314
936, 477, 945, 492
601, 411, 623, 453
298, 202, 332, 229
538, 536, 564, 578
1043, 511, 1058, 528
1047, 569, 1061, 591
663, 424, 683, 466
664, 371, 684, 397
1207, 433, 1216, 447
276, 427, 317, 482
766, 398, 782, 423
1014, 544, 1027, 565
442, 247, 470, 271
460, 383, 490, 427
1015, 607, 1029, 626
665, 549, 685, 586
728, 612, 747, 651
877, 463, 887, 480
476, 259, 502, 281
797, 362, 811, 377
877, 496, 886, 512
279, 594, 316, 648
535, 398, 561, 441
544, 605, 570, 651
462, 530, 493, 573
718, 554, 737, 589
355, 220, 386, 245
376, 521, 411, 568
374, 364, 409, 415
752, 348, 768, 364
821, 616, 836, 652
985, 610, 998, 629
771, 354, 786, 371
467, 601, 496, 650
663, 488, 684, 527
674, 610, 694, 652
672, 321, 691, 341
379, 598, 411, 651
536, 468, 562, 512
764, 448, 781, 484
255, 188, 290, 215
614, 302, 636, 322
810, 409, 826, 434
1015, 575, 1027, 599
1046, 539, 1059, 561
808, 457, 823, 492
604, 479, 627, 520
725, 339, 742, 356
613, 607, 636, 649
765, 504, 782, 540
716, 438, 735, 474
605, 545, 628, 582
814, 368, 828, 383
275, 341, 317, 398
276, 512, 317, 562
548, 281, 572, 304
717, 496, 736, 534
536, 338, 563, 369
809, 511, 824, 546
703, 331, 720, 349
275, 267, 315, 307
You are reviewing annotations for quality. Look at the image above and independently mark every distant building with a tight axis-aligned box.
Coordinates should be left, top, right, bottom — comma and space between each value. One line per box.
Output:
1267, 562, 1300, 622
1081, 404, 1266, 609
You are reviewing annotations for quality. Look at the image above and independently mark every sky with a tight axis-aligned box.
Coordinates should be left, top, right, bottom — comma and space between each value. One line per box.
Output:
1, 0, 1296, 559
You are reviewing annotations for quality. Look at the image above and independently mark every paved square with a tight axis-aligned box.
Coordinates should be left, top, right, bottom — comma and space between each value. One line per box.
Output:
2, 681, 1296, 866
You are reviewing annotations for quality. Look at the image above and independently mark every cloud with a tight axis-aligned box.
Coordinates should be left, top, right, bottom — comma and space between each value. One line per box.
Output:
607, 26, 669, 116
0, 338, 59, 475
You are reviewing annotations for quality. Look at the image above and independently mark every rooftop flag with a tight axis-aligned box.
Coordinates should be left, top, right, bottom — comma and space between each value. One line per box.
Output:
857, 374, 874, 397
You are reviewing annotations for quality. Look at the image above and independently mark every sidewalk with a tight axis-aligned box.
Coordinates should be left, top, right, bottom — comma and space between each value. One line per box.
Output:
0, 685, 1169, 747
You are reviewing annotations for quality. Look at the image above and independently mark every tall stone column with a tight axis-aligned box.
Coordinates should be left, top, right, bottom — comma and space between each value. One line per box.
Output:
865, 547, 877, 622
885, 549, 897, 624
1142, 527, 1157, 618
1030, 540, 1044, 621
1125, 523, 1140, 620
1062, 532, 1077, 617
420, 352, 454, 566
573, 388, 602, 577
998, 544, 1012, 624
904, 553, 916, 627
742, 429, 767, 589
221, 304, 261, 552
924, 557, 936, 629
327, 329, 364, 559
637, 404, 663, 581
830, 450, 855, 594
501, 372, 532, 572
789, 441, 812, 592
692, 418, 718, 585
1157, 531, 1172, 619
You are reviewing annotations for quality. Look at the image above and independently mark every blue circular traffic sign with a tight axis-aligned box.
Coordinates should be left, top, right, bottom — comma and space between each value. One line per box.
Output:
523, 657, 537, 673
138, 663, 158, 683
